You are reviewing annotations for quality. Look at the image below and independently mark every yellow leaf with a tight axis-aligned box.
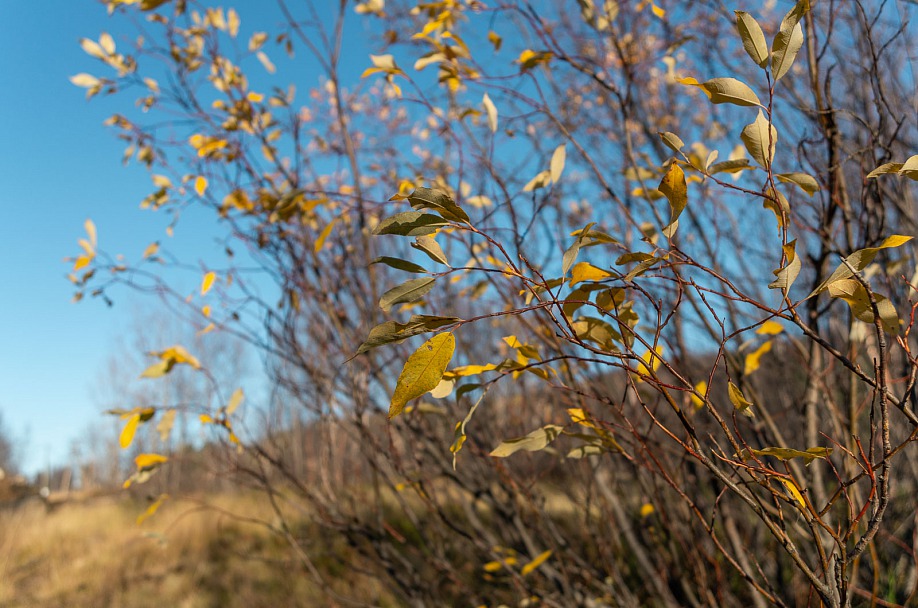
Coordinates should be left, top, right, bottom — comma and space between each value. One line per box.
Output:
246, 91, 264, 103
482, 93, 498, 133
449, 363, 497, 377
650, 2, 665, 18
743, 340, 772, 375
389, 333, 456, 418
256, 51, 275, 73
135, 453, 168, 469
120, 413, 141, 449
226, 8, 240, 37
140, 359, 173, 378
160, 345, 201, 369
640, 503, 655, 517
85, 219, 97, 248
690, 381, 707, 409
137, 494, 169, 525
194, 176, 208, 196
635, 345, 664, 379
777, 477, 806, 509
99, 32, 115, 54
314, 218, 338, 253
727, 381, 755, 417
201, 305, 211, 317
73, 255, 92, 272
756, 320, 784, 335
225, 388, 244, 415
569, 262, 612, 286
200, 414, 214, 424
157, 409, 176, 442
143, 242, 159, 258
201, 271, 216, 296
521, 550, 552, 576
550, 144, 566, 184
70, 73, 100, 88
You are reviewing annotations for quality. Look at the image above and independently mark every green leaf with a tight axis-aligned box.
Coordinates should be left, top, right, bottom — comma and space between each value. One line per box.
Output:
371, 256, 428, 274
678, 77, 762, 107
727, 382, 755, 417
771, 0, 809, 82
407, 187, 470, 223
374, 211, 448, 236
735, 11, 769, 67
356, 315, 460, 355
490, 425, 563, 457
742, 446, 833, 464
776, 172, 819, 196
769, 239, 802, 291
389, 332, 456, 418
658, 132, 685, 154
379, 277, 436, 311
658, 162, 687, 238
810, 235, 913, 296
741, 110, 777, 169
411, 235, 449, 265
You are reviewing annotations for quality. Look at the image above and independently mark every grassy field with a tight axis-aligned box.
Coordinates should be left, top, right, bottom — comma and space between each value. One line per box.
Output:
0, 492, 395, 608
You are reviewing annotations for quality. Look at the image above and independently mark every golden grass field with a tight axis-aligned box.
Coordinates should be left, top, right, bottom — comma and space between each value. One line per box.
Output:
0, 493, 395, 608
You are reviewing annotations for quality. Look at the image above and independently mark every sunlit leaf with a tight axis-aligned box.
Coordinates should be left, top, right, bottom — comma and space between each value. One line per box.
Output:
677, 77, 762, 107
550, 145, 566, 184
490, 425, 563, 457
757, 320, 784, 335
741, 110, 777, 169
658, 162, 687, 238
810, 235, 913, 296
569, 262, 612, 286
482, 93, 498, 133
777, 477, 806, 509
523, 170, 552, 192
120, 413, 141, 448
743, 340, 772, 375
521, 550, 552, 576
735, 11, 769, 67
658, 132, 685, 154
389, 332, 455, 418
771, 0, 809, 82
727, 382, 755, 417
201, 271, 216, 296
769, 239, 801, 291
136, 493, 169, 525
827, 279, 900, 334
225, 388, 244, 415
135, 453, 168, 468
156, 409, 176, 442
194, 176, 208, 196
776, 172, 819, 196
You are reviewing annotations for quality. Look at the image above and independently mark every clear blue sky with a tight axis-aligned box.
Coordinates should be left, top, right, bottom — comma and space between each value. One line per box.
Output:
0, 1, 375, 476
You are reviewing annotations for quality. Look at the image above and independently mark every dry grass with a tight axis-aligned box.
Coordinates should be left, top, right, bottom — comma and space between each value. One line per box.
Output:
0, 493, 394, 608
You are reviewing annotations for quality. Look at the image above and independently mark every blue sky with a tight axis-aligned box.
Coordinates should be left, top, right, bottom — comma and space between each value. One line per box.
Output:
0, 1, 366, 476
